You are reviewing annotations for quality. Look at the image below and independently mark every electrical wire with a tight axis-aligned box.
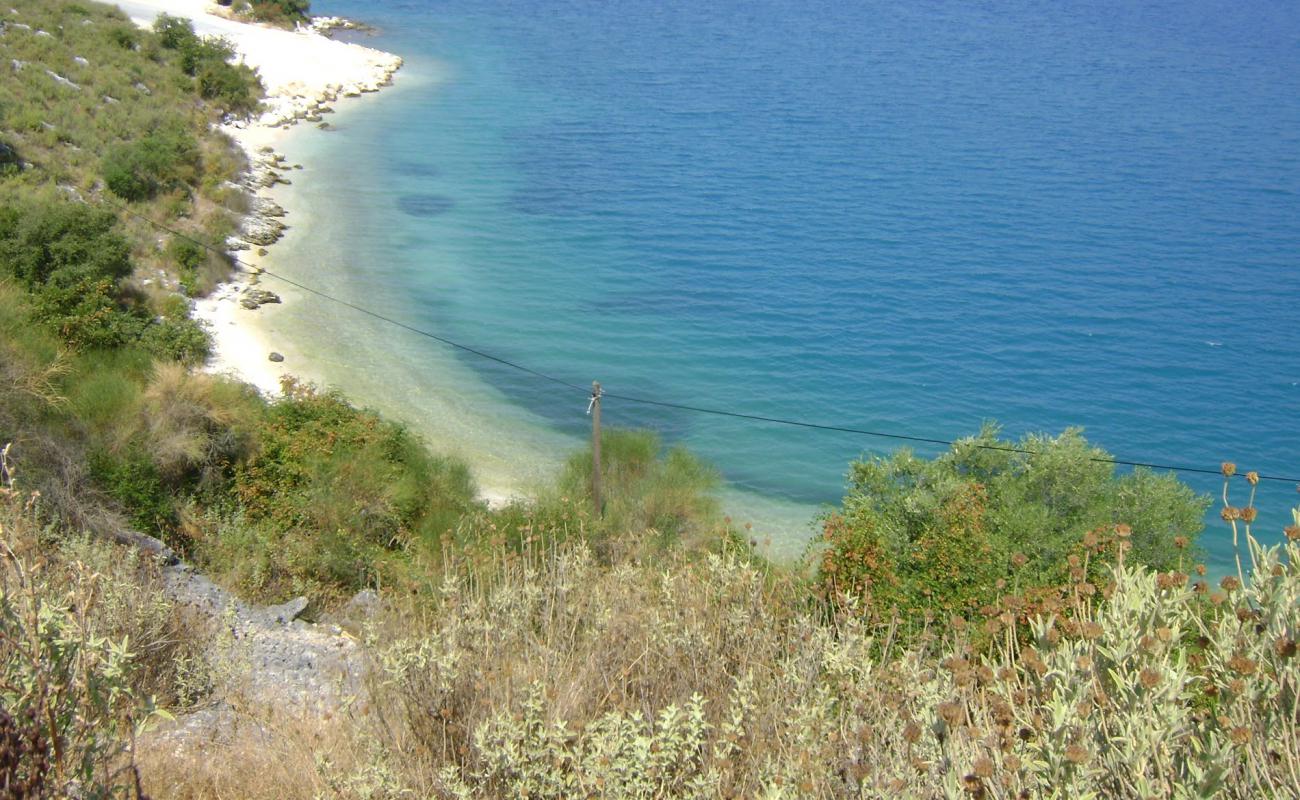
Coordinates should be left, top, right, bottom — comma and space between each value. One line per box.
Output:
95, 197, 1300, 486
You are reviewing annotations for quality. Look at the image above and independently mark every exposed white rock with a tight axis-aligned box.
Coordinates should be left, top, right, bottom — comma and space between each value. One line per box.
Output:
45, 69, 81, 90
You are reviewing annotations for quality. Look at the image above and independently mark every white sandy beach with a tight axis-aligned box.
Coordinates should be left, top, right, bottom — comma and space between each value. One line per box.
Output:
113, 0, 403, 397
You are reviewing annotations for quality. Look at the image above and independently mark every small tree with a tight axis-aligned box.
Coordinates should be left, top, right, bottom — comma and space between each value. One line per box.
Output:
245, 0, 312, 26
0, 200, 131, 288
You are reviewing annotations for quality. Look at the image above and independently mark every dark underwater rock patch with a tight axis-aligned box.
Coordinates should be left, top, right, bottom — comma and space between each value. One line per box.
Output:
397, 193, 455, 217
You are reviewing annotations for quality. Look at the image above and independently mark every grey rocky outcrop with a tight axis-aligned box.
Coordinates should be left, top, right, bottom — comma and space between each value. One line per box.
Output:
134, 539, 368, 752
239, 288, 281, 310
241, 215, 286, 247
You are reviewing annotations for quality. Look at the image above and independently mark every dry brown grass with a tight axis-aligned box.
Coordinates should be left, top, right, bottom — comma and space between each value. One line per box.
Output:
139, 362, 258, 487
136, 712, 354, 800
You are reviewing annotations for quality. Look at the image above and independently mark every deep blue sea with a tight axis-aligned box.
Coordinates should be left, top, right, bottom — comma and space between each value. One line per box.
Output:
292, 0, 1299, 567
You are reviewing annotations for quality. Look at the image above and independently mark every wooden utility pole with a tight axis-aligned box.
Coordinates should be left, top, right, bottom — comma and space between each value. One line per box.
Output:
590, 380, 602, 517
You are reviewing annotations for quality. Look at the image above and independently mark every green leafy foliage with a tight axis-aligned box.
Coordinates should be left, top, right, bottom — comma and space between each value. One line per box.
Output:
818, 424, 1209, 626
201, 379, 478, 601
243, 0, 312, 26
0, 196, 211, 359
101, 124, 201, 202
167, 236, 207, 296
153, 13, 262, 114
0, 140, 19, 176
27, 275, 144, 350
0, 199, 130, 287
0, 0, 258, 368
88, 445, 174, 534
139, 313, 211, 365
560, 428, 722, 550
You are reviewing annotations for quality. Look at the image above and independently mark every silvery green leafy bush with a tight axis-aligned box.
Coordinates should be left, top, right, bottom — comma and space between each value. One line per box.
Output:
360, 517, 1298, 799
1, 494, 158, 796
0, 463, 209, 797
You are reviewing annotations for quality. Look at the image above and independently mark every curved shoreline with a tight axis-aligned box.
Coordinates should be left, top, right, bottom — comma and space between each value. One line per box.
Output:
116, 1, 820, 544
114, 1, 542, 506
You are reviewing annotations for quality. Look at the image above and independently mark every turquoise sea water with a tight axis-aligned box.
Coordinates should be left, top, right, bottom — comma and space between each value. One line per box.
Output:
277, 0, 1299, 566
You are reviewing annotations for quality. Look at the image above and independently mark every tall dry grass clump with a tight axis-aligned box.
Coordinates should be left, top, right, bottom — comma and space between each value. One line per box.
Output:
139, 362, 258, 488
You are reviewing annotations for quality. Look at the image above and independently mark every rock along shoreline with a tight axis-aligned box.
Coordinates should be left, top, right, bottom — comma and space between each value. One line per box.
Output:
115, 0, 403, 396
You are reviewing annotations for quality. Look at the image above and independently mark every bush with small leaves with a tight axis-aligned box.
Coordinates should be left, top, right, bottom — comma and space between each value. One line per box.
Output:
102, 124, 200, 202
243, 0, 311, 26
0, 141, 19, 176
0, 199, 131, 288
152, 13, 262, 115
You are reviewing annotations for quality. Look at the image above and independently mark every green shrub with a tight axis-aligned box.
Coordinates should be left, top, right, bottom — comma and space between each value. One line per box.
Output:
178, 36, 235, 77
29, 276, 146, 351
206, 379, 477, 602
140, 314, 211, 364
0, 199, 131, 288
152, 13, 261, 115
107, 22, 138, 49
196, 59, 262, 115
245, 0, 311, 26
88, 445, 174, 534
559, 428, 722, 550
101, 124, 200, 201
818, 424, 1210, 627
153, 13, 199, 50
167, 236, 205, 295
0, 140, 18, 176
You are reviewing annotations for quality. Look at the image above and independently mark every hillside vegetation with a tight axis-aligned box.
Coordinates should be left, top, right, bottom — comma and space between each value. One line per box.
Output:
3, 0, 1297, 798
5, 466, 1299, 798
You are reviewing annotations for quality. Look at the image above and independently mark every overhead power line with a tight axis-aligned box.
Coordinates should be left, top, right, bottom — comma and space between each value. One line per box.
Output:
599, 391, 1300, 483
97, 197, 1300, 486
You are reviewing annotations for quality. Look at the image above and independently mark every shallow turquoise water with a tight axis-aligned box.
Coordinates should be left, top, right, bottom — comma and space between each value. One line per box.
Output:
284, 0, 1299, 566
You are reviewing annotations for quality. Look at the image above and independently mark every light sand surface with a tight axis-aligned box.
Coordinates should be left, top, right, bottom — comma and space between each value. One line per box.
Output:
114, 0, 401, 128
